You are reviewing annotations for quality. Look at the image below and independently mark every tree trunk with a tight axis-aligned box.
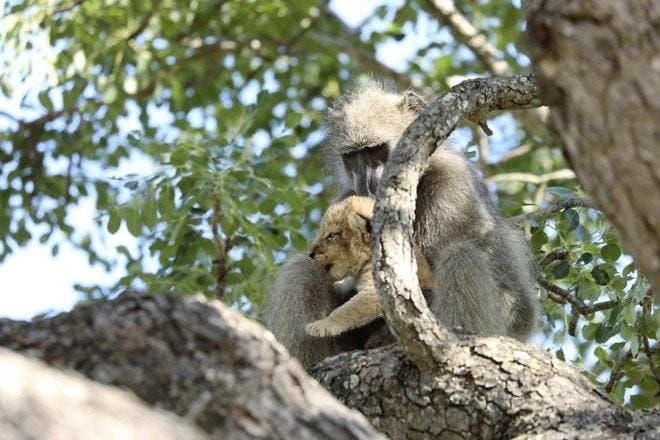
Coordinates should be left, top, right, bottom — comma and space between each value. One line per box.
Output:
525, 0, 660, 290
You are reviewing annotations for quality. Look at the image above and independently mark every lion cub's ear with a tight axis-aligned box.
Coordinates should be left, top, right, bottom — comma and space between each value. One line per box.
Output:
347, 211, 371, 234
346, 196, 374, 234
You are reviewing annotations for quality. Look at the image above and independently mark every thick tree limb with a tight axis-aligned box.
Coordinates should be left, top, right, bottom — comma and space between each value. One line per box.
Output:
0, 291, 383, 440
310, 342, 659, 439
371, 73, 542, 371
526, 0, 660, 290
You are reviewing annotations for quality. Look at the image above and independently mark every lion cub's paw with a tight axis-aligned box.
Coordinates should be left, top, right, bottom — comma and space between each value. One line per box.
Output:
305, 319, 344, 337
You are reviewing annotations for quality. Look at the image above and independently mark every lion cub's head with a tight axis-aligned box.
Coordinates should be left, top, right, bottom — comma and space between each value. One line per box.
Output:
309, 196, 375, 281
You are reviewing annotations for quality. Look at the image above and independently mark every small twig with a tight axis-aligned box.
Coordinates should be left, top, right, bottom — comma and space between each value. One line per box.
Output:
605, 351, 633, 393
0, 110, 19, 122
52, 0, 85, 16
511, 197, 596, 224
537, 277, 619, 315
568, 312, 579, 337
537, 277, 572, 305
540, 249, 569, 267
486, 144, 534, 168
210, 198, 231, 300
126, 3, 159, 41
640, 290, 660, 387
474, 127, 489, 169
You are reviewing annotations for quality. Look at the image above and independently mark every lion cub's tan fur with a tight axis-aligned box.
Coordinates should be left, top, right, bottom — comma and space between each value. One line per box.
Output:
305, 196, 435, 337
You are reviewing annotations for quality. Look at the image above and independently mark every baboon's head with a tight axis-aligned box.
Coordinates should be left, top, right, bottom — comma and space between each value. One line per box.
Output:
326, 82, 427, 196
308, 196, 375, 281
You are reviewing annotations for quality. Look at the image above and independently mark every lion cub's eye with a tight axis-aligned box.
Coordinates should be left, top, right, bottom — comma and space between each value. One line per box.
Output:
325, 231, 339, 241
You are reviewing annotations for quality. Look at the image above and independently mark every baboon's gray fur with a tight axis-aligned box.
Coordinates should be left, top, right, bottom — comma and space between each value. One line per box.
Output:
265, 82, 538, 368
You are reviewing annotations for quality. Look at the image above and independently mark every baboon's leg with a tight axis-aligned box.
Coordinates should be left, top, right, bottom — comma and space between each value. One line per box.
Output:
264, 254, 340, 368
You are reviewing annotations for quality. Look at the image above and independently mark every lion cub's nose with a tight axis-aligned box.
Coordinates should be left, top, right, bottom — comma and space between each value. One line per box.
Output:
308, 250, 316, 259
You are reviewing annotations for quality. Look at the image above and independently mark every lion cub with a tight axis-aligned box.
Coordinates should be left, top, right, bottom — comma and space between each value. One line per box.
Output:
305, 196, 435, 337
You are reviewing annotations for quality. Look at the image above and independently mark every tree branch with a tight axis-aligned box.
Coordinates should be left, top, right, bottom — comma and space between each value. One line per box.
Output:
540, 249, 570, 267
537, 276, 619, 336
486, 168, 575, 185
0, 110, 19, 123
511, 197, 596, 224
423, 0, 509, 75
640, 290, 660, 387
372, 73, 542, 371
605, 351, 633, 393
486, 143, 535, 167
126, 4, 159, 42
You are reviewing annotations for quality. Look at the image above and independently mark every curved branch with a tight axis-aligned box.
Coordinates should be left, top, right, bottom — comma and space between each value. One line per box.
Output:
371, 73, 542, 371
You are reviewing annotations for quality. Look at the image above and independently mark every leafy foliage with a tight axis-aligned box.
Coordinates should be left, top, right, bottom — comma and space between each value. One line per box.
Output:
0, 0, 656, 406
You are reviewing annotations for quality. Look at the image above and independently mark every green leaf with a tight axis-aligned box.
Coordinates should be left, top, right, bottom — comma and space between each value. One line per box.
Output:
577, 278, 599, 301
622, 302, 637, 326
158, 186, 176, 218
591, 265, 610, 286
560, 208, 579, 232
600, 243, 621, 262
630, 336, 639, 357
285, 111, 303, 127
141, 198, 158, 228
125, 208, 142, 237
630, 394, 652, 409
545, 187, 574, 199
107, 211, 121, 234
640, 375, 659, 394
595, 324, 619, 343
582, 322, 599, 340
531, 230, 548, 250
594, 346, 610, 365
610, 383, 625, 405
170, 147, 187, 166
552, 261, 570, 279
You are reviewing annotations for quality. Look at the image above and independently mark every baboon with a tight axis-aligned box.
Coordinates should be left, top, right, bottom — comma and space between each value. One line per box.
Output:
265, 82, 538, 369
305, 196, 435, 337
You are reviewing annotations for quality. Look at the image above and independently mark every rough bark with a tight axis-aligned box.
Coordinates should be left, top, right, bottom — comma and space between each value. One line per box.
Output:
0, 347, 208, 440
310, 341, 659, 439
0, 290, 658, 438
0, 291, 382, 440
371, 74, 542, 371
525, 0, 660, 290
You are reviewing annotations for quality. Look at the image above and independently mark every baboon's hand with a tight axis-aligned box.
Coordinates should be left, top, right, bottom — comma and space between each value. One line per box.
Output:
305, 319, 346, 337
